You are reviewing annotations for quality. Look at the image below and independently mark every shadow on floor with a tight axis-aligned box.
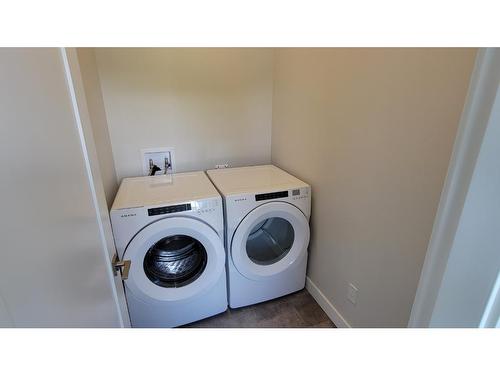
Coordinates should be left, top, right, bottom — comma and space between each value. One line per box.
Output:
183, 289, 336, 328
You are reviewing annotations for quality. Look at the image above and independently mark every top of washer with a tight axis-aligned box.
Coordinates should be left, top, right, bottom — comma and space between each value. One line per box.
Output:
111, 171, 220, 210
206, 165, 309, 196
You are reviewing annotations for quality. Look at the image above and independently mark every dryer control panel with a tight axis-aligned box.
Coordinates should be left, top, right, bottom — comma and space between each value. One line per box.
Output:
255, 191, 288, 201
291, 187, 310, 201
254, 187, 309, 202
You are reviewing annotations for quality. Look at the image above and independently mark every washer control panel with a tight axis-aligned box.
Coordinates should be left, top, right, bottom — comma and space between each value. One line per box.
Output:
194, 198, 219, 215
148, 203, 191, 216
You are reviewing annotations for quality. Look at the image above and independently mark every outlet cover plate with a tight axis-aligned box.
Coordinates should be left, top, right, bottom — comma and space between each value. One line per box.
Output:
141, 147, 175, 176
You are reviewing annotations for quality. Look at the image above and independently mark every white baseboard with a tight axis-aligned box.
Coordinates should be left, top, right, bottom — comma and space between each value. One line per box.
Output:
306, 277, 351, 328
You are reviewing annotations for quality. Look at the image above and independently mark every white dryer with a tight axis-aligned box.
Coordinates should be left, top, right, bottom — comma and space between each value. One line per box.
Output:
110, 172, 227, 327
207, 165, 311, 308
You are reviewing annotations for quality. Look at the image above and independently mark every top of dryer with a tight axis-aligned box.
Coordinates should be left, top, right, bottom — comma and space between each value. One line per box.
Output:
111, 171, 220, 210
206, 165, 309, 196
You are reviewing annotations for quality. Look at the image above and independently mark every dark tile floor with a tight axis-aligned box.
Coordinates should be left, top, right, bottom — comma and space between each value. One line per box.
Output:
183, 289, 336, 328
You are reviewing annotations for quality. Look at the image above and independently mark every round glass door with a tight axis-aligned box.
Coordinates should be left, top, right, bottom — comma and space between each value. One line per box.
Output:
123, 216, 225, 303
246, 217, 295, 265
143, 235, 207, 288
231, 202, 310, 280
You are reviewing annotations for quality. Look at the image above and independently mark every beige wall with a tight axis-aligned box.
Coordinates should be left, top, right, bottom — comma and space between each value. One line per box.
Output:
271, 48, 476, 327
77, 48, 118, 208
94, 48, 273, 180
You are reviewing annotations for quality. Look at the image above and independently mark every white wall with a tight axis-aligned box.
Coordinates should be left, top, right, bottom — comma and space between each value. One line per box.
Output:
271, 48, 476, 327
94, 48, 274, 181
76, 48, 118, 208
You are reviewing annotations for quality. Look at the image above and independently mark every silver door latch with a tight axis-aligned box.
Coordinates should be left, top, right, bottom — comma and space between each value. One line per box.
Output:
112, 254, 131, 280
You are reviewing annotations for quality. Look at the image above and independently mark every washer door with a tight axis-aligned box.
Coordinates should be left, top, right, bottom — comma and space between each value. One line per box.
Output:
231, 202, 310, 280
123, 217, 225, 304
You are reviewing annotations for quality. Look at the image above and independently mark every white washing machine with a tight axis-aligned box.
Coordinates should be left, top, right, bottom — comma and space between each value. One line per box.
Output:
207, 165, 311, 308
110, 172, 227, 327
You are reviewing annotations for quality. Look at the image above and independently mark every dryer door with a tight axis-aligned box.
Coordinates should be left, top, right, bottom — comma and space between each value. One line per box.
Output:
122, 217, 225, 304
231, 202, 310, 280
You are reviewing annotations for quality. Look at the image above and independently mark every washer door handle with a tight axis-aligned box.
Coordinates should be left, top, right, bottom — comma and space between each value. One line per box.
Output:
112, 254, 131, 280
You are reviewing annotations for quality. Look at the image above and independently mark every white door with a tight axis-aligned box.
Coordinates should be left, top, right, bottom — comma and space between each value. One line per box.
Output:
409, 49, 500, 328
231, 202, 310, 280
123, 217, 225, 304
0, 48, 128, 327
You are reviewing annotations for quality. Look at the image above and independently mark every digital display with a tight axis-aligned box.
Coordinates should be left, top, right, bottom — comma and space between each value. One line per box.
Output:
255, 191, 288, 201
148, 203, 192, 216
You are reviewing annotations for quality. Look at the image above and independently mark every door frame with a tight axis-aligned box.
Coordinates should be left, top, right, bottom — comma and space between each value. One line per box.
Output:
408, 48, 500, 327
62, 48, 131, 327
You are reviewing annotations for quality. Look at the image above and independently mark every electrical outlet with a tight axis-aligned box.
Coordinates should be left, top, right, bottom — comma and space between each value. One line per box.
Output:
347, 283, 358, 305
215, 164, 229, 169
141, 147, 175, 176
